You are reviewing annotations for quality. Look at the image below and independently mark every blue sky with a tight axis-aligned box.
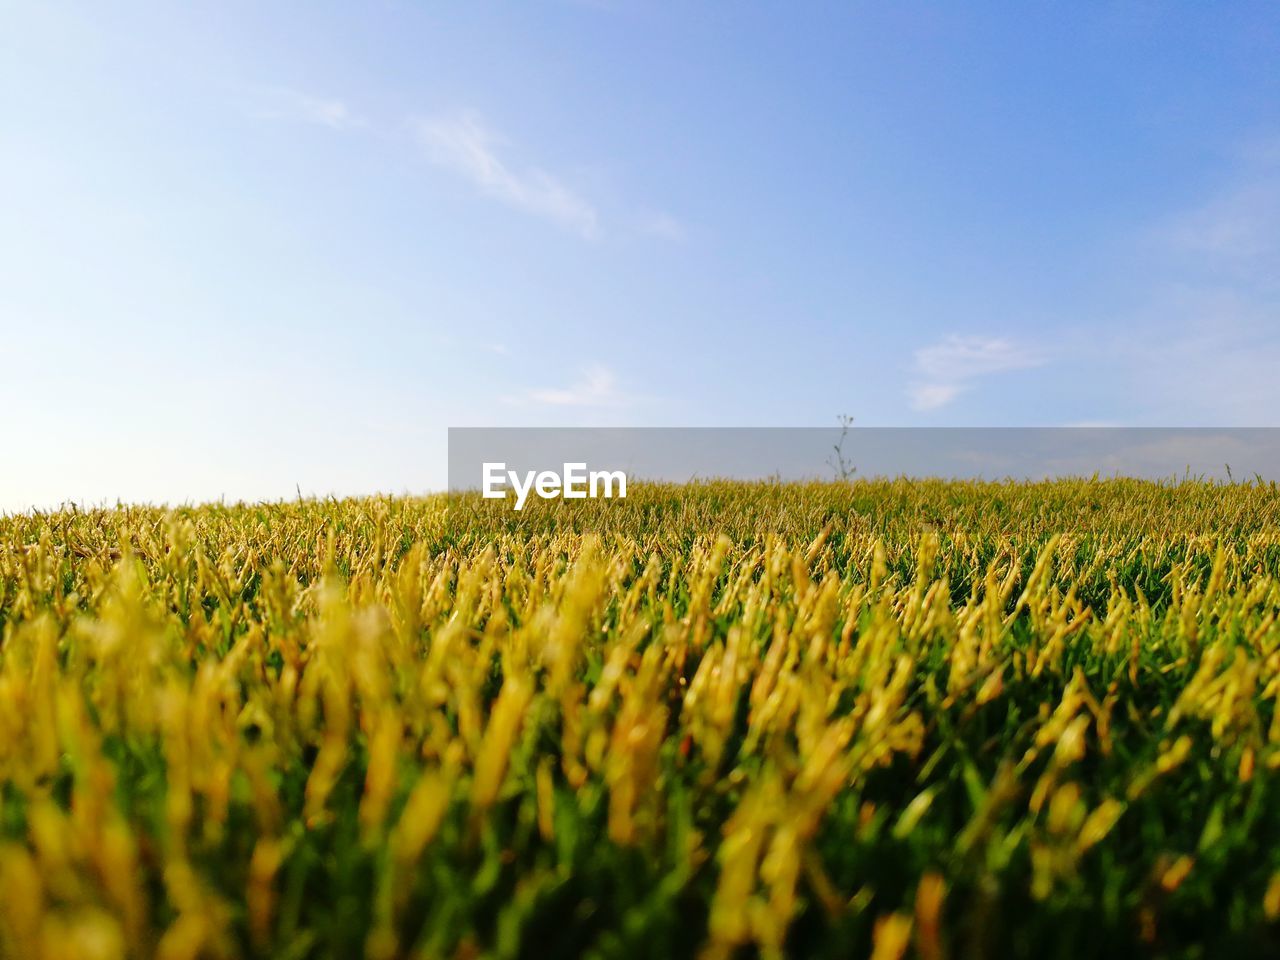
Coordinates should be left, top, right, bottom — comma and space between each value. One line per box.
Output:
3, 2, 1278, 509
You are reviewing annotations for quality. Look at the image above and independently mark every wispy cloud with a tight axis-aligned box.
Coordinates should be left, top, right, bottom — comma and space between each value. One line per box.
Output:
1120, 136, 1280, 422
1160, 180, 1280, 280
520, 366, 626, 406
907, 381, 962, 411
295, 95, 362, 131
412, 111, 599, 238
1112, 284, 1280, 423
253, 88, 365, 131
908, 335, 1043, 411
636, 211, 688, 242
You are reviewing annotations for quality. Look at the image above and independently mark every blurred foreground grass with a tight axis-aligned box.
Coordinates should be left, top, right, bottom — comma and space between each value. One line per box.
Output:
3, 479, 1280, 958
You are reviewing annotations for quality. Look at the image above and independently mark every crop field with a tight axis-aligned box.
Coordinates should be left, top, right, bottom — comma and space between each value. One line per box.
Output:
4, 479, 1280, 959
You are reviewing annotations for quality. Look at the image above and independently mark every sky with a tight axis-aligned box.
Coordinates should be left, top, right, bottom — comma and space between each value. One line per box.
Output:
2, 2, 1279, 510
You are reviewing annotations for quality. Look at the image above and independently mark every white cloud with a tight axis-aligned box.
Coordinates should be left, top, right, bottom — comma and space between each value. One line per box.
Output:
1118, 139, 1280, 423
907, 382, 961, 411
412, 111, 599, 238
522, 366, 625, 406
1112, 285, 1280, 423
1161, 180, 1280, 278
253, 88, 364, 131
295, 95, 361, 131
637, 211, 687, 242
908, 335, 1043, 411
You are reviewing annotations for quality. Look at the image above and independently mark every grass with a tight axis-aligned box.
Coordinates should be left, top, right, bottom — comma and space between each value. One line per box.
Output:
3, 478, 1280, 958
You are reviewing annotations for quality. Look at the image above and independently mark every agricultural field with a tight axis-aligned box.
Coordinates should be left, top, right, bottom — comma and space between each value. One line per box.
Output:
4, 479, 1280, 959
